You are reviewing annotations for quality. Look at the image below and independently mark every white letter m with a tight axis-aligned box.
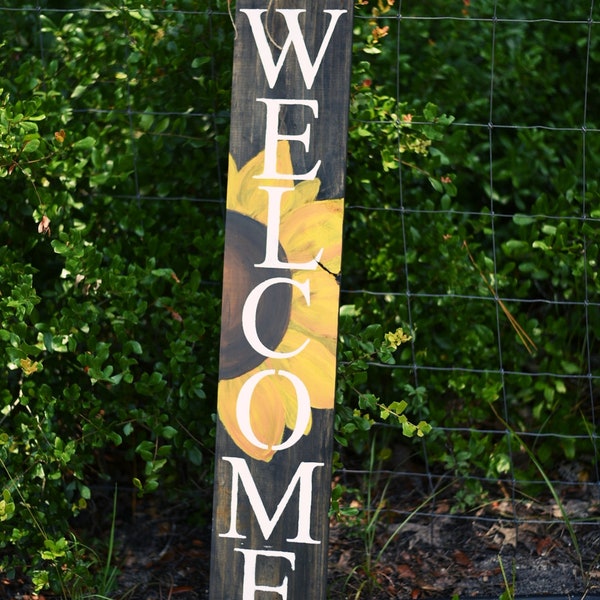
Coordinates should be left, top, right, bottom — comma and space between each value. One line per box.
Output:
219, 457, 323, 544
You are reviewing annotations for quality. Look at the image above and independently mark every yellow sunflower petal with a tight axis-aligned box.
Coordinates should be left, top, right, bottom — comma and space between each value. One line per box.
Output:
218, 373, 286, 462
283, 391, 313, 434
239, 140, 296, 189
226, 154, 243, 211
226, 152, 267, 220
279, 199, 343, 270
265, 329, 337, 410
284, 178, 322, 211
227, 142, 323, 226
287, 269, 341, 340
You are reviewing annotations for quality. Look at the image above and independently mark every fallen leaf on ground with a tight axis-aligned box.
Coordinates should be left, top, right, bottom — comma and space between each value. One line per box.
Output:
536, 536, 555, 556
397, 564, 416, 579
453, 549, 473, 568
484, 524, 518, 548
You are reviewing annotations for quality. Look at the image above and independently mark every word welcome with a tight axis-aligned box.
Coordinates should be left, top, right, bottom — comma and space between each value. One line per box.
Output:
215, 6, 349, 600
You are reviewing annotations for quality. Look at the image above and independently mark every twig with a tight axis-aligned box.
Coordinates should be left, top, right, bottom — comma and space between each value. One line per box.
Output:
265, 0, 283, 50
227, 0, 237, 38
463, 240, 537, 355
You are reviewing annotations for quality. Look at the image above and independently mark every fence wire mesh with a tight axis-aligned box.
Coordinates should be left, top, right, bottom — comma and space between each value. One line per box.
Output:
1, 1, 599, 597
337, 2, 600, 596
347, 2, 600, 506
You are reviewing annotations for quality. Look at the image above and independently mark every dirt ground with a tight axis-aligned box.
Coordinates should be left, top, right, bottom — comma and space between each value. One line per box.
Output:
99, 481, 600, 599
2, 478, 599, 600
109, 515, 599, 600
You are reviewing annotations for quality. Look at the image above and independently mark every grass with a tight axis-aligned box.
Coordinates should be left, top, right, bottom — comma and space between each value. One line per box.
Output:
489, 405, 586, 578
0, 454, 121, 599
498, 555, 516, 600
95, 485, 120, 599
341, 436, 451, 599
61, 485, 121, 600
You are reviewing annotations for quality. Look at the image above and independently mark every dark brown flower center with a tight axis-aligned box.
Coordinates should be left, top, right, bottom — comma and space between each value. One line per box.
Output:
219, 210, 292, 380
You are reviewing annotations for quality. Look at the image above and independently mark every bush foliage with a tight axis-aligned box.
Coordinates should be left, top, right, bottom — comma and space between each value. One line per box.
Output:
1, 2, 228, 589
344, 0, 599, 508
1, 0, 598, 590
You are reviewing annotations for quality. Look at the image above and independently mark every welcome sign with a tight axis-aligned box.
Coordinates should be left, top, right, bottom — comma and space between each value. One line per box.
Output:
209, 2, 353, 598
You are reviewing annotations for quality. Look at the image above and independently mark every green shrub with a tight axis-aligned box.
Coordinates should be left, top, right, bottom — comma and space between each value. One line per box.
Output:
1, 0, 598, 590
0, 2, 229, 589
343, 0, 600, 502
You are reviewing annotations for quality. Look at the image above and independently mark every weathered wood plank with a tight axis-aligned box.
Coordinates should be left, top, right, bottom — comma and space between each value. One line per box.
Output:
209, 2, 353, 598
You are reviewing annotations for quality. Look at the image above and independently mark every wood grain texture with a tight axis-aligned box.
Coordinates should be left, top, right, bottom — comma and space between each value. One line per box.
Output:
210, 2, 353, 598
228, 0, 353, 199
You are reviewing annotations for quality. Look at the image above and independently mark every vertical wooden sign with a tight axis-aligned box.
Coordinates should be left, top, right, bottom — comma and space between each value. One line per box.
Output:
210, 2, 353, 598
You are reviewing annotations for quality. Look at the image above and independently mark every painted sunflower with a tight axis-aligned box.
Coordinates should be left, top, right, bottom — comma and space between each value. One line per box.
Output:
218, 141, 343, 462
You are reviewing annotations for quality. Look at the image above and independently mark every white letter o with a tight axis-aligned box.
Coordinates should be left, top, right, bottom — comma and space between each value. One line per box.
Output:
237, 369, 311, 451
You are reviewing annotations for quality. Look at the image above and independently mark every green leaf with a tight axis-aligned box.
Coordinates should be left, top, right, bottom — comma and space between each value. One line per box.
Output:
22, 138, 40, 153
401, 421, 417, 437
125, 340, 143, 354
192, 57, 211, 68
161, 425, 178, 439
503, 239, 528, 255
513, 214, 536, 226
139, 111, 154, 131
532, 240, 552, 251
428, 176, 443, 193
70, 84, 89, 98
423, 102, 438, 121
72, 136, 96, 150
136, 440, 155, 462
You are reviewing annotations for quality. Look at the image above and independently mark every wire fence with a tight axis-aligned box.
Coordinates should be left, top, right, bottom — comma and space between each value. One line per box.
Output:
2, 0, 600, 597
337, 2, 600, 595
350, 0, 600, 506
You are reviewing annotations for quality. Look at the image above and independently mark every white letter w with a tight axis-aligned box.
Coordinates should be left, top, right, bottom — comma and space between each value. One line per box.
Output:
240, 9, 347, 90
